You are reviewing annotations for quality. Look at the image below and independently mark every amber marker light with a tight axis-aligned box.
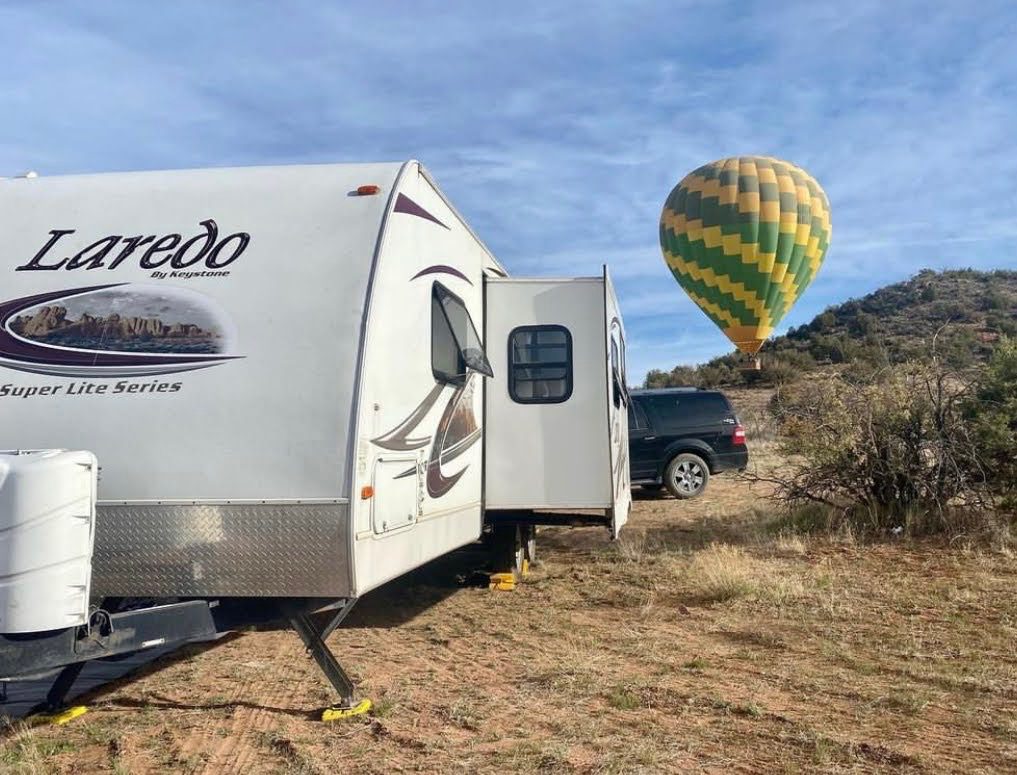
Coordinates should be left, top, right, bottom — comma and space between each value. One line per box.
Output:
361, 486, 375, 499
356, 185, 381, 195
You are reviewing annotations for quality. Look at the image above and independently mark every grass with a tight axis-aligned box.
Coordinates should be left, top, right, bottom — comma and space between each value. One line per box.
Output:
0, 723, 78, 774
369, 695, 397, 718
733, 701, 764, 719
253, 730, 322, 774
605, 687, 641, 711
772, 532, 808, 556
873, 689, 933, 715
441, 697, 481, 729
685, 544, 762, 603
7, 430, 1017, 773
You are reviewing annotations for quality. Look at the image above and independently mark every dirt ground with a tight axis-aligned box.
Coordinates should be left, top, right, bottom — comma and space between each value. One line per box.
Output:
4, 409, 1017, 773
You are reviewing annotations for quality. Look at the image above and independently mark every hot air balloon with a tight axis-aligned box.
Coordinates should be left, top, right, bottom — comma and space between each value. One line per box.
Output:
659, 156, 831, 356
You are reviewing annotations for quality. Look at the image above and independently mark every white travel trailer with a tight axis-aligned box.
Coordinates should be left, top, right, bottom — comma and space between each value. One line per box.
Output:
0, 161, 629, 714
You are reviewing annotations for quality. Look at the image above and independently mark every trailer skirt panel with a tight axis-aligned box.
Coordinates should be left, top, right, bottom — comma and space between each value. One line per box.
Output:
92, 503, 351, 598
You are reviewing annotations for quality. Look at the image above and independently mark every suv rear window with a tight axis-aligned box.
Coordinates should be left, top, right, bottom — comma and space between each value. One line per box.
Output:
640, 392, 730, 429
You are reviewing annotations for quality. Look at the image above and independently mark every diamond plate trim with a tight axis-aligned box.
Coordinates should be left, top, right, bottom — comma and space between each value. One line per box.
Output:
92, 503, 351, 598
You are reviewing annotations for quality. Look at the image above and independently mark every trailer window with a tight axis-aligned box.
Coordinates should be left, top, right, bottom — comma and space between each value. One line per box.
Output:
610, 335, 629, 408
432, 282, 493, 385
508, 325, 573, 404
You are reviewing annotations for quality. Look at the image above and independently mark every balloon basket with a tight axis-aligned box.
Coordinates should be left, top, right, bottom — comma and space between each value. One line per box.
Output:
739, 355, 761, 372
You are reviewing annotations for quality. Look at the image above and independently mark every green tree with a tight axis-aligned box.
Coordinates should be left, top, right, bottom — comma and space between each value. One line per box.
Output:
969, 339, 1017, 505
979, 288, 1007, 311
644, 369, 669, 389
668, 365, 701, 387
810, 311, 836, 333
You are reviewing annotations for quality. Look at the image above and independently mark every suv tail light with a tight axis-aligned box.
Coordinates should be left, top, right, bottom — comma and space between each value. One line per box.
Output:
732, 424, 746, 445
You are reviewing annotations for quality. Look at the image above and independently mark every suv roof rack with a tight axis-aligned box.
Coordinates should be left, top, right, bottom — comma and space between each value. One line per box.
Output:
631, 386, 703, 394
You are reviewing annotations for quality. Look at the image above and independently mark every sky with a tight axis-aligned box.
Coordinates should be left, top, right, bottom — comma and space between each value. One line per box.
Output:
2, 1, 1016, 382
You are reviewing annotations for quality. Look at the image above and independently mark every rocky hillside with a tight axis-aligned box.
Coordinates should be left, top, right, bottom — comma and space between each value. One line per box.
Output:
11, 305, 216, 342
645, 268, 1017, 388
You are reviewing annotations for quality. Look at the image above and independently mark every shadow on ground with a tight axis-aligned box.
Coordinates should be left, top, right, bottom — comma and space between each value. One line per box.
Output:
0, 540, 494, 721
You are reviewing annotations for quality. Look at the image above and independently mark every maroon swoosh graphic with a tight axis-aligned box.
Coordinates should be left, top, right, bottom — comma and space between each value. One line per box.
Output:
410, 265, 473, 286
371, 383, 445, 451
394, 193, 450, 230
0, 285, 240, 369
372, 376, 482, 498
426, 457, 467, 498
426, 374, 481, 498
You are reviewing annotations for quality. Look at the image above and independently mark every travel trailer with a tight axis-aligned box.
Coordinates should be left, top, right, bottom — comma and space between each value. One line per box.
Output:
0, 161, 629, 715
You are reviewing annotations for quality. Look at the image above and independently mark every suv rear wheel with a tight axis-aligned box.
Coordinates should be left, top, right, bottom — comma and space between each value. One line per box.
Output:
664, 453, 709, 499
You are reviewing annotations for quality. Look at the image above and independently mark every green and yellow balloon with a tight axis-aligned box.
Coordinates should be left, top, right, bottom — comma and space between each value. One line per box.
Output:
659, 156, 831, 355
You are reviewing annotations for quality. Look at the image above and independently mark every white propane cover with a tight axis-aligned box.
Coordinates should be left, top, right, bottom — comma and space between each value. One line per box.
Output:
0, 450, 97, 634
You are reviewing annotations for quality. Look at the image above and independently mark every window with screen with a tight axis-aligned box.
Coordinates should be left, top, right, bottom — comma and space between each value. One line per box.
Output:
431, 282, 493, 385
508, 325, 573, 404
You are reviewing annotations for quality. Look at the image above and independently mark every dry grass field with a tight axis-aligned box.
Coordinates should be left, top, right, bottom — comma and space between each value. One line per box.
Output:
4, 391, 1016, 773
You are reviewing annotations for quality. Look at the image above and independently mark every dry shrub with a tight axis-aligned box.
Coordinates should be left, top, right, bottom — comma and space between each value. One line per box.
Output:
756, 355, 1017, 539
773, 365, 980, 513
739, 403, 778, 444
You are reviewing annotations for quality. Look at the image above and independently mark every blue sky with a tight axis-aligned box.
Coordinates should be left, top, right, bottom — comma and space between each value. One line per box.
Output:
2, 1, 1015, 382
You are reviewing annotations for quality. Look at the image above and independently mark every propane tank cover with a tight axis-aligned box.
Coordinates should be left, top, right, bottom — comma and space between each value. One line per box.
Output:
0, 450, 97, 634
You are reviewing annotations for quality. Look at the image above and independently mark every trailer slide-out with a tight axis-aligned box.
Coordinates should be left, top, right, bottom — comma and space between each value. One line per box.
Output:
0, 161, 630, 714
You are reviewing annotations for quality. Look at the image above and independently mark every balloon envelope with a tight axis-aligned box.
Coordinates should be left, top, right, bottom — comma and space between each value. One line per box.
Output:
659, 156, 831, 354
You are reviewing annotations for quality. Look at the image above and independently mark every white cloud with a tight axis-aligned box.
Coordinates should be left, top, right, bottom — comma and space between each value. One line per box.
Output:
1, 1, 1015, 385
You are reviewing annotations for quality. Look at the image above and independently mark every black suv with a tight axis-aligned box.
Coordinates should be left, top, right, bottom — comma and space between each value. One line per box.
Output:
628, 388, 748, 498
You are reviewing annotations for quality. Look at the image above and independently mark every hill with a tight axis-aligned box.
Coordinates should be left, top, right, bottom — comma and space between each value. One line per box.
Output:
644, 268, 1017, 388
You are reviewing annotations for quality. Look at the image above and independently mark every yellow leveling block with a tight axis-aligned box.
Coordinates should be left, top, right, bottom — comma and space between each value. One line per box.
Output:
31, 705, 88, 726
321, 698, 372, 722
488, 572, 517, 591
488, 559, 529, 591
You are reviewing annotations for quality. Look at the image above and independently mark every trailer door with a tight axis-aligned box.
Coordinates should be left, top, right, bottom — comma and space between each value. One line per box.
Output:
604, 268, 631, 537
